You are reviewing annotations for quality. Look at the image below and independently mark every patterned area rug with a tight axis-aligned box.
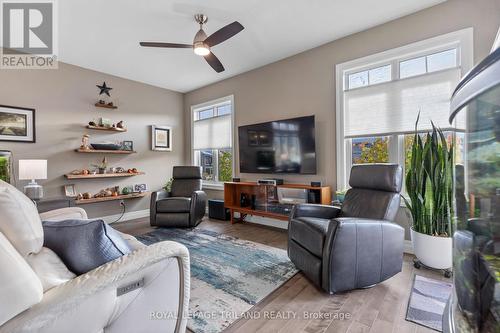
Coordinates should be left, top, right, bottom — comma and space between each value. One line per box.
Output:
137, 228, 298, 333
406, 275, 453, 332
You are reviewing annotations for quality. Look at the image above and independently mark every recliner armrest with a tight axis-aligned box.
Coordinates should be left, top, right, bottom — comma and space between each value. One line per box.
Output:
322, 217, 404, 293
333, 217, 401, 226
190, 191, 207, 225
1, 241, 190, 333
291, 204, 341, 220
39, 207, 88, 221
150, 190, 171, 226
152, 190, 171, 202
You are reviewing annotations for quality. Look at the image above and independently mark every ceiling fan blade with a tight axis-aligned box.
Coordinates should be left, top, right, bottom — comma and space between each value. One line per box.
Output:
204, 52, 225, 73
139, 42, 192, 48
204, 21, 244, 47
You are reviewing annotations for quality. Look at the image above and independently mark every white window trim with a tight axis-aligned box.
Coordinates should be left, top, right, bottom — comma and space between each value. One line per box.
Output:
190, 95, 235, 190
335, 28, 473, 191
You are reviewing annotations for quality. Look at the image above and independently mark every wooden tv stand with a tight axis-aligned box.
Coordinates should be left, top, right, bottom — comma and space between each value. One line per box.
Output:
224, 182, 331, 224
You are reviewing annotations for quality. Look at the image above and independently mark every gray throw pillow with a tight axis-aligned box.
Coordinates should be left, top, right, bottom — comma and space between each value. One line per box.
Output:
42, 219, 132, 275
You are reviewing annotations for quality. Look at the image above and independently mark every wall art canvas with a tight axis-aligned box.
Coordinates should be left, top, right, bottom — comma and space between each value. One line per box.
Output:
151, 125, 172, 151
0, 105, 35, 143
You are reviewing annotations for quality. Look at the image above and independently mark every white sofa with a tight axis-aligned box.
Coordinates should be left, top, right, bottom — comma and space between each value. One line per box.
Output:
0, 180, 190, 333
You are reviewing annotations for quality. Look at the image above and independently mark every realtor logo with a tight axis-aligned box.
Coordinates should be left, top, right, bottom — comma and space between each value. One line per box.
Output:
1, 0, 58, 69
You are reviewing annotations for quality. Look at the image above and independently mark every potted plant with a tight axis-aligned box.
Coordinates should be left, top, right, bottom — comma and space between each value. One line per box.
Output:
164, 177, 173, 193
92, 157, 108, 174
403, 118, 455, 270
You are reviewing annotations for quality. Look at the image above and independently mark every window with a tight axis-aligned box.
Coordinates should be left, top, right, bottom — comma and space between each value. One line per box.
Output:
191, 96, 234, 186
400, 49, 457, 79
352, 137, 390, 164
336, 29, 473, 191
404, 132, 465, 172
347, 64, 391, 89
400, 56, 426, 78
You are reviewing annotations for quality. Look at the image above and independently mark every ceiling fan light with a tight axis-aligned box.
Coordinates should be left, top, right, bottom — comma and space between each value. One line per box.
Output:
194, 42, 210, 56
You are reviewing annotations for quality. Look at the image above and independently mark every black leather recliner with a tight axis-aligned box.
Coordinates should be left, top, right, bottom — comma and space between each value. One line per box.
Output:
288, 164, 404, 293
150, 166, 207, 228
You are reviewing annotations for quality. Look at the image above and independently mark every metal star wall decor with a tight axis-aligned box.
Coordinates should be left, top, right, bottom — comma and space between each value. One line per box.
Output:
96, 82, 112, 97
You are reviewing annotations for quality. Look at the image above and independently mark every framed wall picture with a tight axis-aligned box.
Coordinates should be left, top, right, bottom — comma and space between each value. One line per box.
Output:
121, 140, 134, 151
64, 184, 76, 197
151, 125, 172, 151
134, 183, 147, 193
0, 105, 35, 143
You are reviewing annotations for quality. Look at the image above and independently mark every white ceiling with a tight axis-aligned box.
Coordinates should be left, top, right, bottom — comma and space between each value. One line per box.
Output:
59, 0, 446, 93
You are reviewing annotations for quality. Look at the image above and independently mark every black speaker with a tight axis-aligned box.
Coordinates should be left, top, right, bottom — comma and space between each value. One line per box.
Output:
307, 190, 320, 204
232, 177, 241, 182
311, 181, 322, 187
208, 199, 230, 220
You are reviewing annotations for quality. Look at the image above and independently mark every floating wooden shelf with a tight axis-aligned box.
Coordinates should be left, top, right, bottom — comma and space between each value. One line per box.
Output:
95, 103, 118, 109
86, 125, 126, 132
75, 192, 149, 205
65, 172, 144, 180
75, 148, 136, 154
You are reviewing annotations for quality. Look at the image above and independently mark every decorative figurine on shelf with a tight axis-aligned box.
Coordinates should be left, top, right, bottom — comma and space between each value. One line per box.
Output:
81, 134, 91, 150
88, 121, 97, 127
115, 167, 126, 173
93, 187, 119, 198
99, 117, 112, 128
96, 82, 114, 106
97, 82, 112, 97
116, 120, 125, 129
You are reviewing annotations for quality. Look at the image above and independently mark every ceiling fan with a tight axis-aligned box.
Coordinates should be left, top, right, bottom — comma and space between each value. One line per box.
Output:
140, 14, 244, 73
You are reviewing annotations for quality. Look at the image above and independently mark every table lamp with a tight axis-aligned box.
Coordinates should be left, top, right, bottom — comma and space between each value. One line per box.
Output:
19, 159, 47, 200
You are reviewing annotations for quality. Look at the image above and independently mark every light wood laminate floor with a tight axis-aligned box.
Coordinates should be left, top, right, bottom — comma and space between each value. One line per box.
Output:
115, 217, 444, 333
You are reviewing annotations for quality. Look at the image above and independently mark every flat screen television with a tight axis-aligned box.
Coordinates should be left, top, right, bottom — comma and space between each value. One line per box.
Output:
238, 115, 316, 174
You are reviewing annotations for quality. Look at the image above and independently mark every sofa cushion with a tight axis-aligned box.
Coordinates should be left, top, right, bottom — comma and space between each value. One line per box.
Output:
157, 197, 192, 213
42, 219, 132, 275
0, 231, 43, 326
289, 217, 330, 257
0, 180, 43, 257
26, 247, 76, 292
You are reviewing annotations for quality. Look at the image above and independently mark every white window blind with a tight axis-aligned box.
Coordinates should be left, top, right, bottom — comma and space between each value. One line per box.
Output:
193, 114, 232, 150
344, 68, 464, 138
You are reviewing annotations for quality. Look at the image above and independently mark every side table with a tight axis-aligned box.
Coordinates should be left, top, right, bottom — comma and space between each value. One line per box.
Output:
34, 197, 75, 214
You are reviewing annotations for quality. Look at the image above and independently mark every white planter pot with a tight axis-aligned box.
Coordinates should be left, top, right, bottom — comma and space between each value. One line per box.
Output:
411, 228, 452, 269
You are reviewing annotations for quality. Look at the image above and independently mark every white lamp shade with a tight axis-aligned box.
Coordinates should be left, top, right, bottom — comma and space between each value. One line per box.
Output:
19, 160, 47, 180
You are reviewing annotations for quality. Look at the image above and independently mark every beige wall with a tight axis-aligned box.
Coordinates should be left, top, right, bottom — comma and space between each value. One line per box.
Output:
1, 0, 498, 233
0, 62, 184, 218
184, 0, 500, 237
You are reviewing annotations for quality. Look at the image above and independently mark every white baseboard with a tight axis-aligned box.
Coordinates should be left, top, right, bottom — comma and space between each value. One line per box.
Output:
404, 240, 414, 254
103, 209, 150, 224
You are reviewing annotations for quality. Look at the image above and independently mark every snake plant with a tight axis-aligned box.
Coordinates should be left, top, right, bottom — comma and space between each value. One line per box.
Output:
403, 116, 455, 237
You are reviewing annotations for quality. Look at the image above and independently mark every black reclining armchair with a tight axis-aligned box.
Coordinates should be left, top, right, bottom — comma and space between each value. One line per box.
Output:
288, 164, 404, 293
150, 166, 207, 228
